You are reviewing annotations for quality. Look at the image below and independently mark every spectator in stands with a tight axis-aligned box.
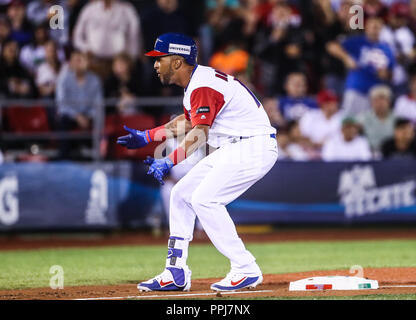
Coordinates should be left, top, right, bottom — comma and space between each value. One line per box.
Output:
257, 1, 308, 95
204, 0, 240, 47
236, 0, 262, 39
208, 38, 258, 100
26, 0, 69, 46
200, 0, 240, 65
363, 0, 389, 21
35, 40, 61, 98
379, 2, 415, 96
104, 53, 143, 115
6, 0, 32, 47
0, 14, 11, 52
205, 0, 260, 57
141, 0, 191, 53
263, 72, 319, 128
381, 118, 416, 159
209, 40, 250, 77
276, 122, 310, 161
315, 0, 358, 97
67, 0, 87, 43
205, 0, 240, 28
55, 50, 103, 159
275, 126, 291, 160
140, 0, 192, 97
253, 0, 276, 28
322, 117, 372, 161
0, 39, 35, 98
299, 89, 343, 150
327, 15, 395, 115
409, 0, 416, 35
27, 0, 61, 25
357, 85, 395, 155
73, 0, 141, 79
394, 72, 416, 124
19, 23, 65, 75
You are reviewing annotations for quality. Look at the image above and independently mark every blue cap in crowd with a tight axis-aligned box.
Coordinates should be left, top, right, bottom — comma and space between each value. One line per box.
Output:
145, 33, 197, 66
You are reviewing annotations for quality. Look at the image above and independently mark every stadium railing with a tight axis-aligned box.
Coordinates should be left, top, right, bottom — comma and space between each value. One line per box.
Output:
0, 97, 183, 162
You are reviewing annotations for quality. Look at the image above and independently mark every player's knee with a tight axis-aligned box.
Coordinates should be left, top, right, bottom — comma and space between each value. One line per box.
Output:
171, 183, 190, 206
190, 194, 202, 211
190, 192, 212, 211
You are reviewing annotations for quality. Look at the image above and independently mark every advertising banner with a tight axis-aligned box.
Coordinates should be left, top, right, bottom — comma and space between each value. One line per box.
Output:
228, 160, 416, 224
1, 160, 415, 231
0, 162, 159, 230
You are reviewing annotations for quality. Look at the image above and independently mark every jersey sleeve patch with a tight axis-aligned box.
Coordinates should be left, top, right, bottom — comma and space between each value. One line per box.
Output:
190, 87, 225, 127
196, 106, 210, 114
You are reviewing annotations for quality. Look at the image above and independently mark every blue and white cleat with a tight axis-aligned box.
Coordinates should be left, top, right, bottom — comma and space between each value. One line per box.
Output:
210, 272, 263, 291
137, 267, 192, 292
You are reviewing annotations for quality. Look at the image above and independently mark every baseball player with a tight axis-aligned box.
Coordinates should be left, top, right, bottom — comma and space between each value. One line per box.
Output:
117, 33, 278, 292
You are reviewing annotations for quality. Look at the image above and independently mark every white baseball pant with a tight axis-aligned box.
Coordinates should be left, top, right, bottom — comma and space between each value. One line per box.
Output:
167, 134, 278, 275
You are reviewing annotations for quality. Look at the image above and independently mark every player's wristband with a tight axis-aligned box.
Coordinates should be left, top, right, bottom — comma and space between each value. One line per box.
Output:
168, 147, 186, 165
146, 125, 167, 142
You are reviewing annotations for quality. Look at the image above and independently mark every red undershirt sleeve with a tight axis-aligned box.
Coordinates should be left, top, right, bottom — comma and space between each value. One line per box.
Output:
147, 125, 166, 142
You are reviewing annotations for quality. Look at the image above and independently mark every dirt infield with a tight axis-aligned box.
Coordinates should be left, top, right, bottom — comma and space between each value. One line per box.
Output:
1, 228, 415, 299
0, 267, 415, 300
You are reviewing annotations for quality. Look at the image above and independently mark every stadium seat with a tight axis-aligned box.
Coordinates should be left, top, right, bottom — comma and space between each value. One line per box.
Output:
5, 105, 50, 132
104, 113, 163, 160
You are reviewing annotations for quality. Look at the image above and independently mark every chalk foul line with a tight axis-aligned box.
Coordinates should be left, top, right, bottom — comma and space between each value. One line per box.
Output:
380, 285, 416, 288
74, 289, 274, 300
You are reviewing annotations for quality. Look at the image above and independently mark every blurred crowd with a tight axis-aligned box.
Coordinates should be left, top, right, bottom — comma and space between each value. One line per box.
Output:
0, 0, 416, 162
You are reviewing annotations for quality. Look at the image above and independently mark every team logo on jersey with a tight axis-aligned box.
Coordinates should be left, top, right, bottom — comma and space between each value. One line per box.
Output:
169, 43, 191, 55
201, 115, 206, 119
196, 106, 210, 114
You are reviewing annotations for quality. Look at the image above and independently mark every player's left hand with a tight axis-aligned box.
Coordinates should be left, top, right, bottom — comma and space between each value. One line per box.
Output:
116, 125, 150, 149
144, 156, 174, 185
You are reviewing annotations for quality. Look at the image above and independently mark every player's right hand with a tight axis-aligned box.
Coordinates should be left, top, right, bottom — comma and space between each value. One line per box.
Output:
144, 156, 174, 185
116, 125, 150, 149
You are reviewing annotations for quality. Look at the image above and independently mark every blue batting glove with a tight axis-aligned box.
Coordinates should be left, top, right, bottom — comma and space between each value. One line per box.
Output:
116, 125, 150, 149
144, 156, 174, 185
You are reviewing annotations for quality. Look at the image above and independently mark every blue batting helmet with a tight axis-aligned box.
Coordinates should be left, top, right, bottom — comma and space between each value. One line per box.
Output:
145, 33, 198, 66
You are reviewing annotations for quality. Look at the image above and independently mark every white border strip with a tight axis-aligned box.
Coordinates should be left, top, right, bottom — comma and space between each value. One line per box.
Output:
74, 290, 274, 301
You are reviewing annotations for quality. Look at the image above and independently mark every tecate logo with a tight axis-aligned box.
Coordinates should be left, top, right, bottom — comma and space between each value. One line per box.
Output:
338, 165, 416, 218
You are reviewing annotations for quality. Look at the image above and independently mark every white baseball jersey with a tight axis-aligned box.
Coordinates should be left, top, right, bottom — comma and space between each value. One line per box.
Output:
183, 65, 276, 148
165, 65, 278, 276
